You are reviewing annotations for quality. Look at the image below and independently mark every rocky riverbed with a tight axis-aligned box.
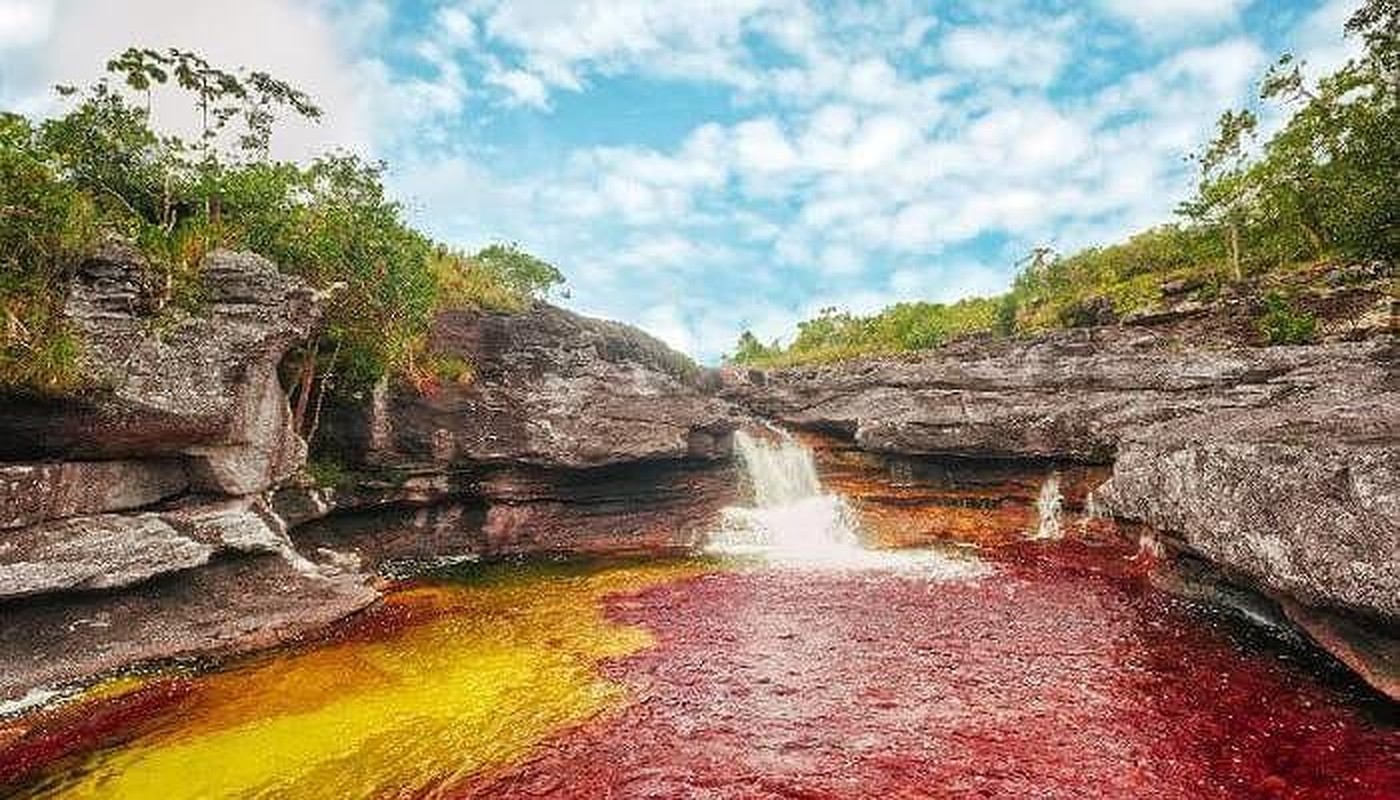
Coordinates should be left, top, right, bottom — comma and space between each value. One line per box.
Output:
1, 246, 1395, 706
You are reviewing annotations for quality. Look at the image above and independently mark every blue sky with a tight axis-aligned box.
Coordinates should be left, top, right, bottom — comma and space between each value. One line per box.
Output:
0, 0, 1362, 361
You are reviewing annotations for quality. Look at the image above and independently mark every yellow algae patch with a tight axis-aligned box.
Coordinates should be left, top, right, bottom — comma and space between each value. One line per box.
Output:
23, 559, 706, 800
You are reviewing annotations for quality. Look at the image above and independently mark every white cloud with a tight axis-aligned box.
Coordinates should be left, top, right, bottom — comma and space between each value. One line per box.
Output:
941, 24, 1069, 86
436, 6, 476, 49
1097, 0, 1250, 34
479, 0, 770, 100
0, 0, 51, 49
486, 66, 549, 108
733, 117, 800, 173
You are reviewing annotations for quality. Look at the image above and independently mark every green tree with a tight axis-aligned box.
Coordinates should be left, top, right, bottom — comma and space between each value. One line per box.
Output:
1180, 109, 1258, 279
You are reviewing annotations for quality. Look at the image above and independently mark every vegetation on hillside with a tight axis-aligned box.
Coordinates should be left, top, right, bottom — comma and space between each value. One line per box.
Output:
0, 47, 563, 409
731, 0, 1397, 367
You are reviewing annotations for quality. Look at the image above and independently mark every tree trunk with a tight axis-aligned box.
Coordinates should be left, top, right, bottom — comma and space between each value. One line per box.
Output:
305, 341, 341, 449
290, 340, 319, 436
1228, 222, 1242, 281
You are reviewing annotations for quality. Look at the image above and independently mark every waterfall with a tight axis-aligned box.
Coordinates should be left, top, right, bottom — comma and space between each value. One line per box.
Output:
1032, 471, 1063, 540
709, 428, 990, 579
707, 429, 864, 562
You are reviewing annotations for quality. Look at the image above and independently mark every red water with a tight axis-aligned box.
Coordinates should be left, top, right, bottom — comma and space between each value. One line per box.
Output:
458, 541, 1398, 799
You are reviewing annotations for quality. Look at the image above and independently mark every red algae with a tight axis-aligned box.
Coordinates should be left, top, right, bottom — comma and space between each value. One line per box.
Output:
3, 544, 1395, 799
458, 542, 1398, 799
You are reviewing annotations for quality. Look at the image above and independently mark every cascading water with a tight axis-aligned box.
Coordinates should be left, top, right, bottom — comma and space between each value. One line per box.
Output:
707, 428, 865, 563
709, 427, 989, 578
1032, 471, 1064, 540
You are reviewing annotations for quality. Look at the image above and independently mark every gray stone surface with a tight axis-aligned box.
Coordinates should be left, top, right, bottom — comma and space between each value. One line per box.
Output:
0, 553, 377, 700
327, 303, 738, 469
0, 246, 320, 498
0, 514, 215, 600
1093, 385, 1399, 620
0, 459, 187, 529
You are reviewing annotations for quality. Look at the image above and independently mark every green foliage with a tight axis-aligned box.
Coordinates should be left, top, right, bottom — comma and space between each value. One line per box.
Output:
470, 242, 566, 300
0, 48, 564, 399
305, 455, 349, 488
423, 352, 475, 385
1182, 0, 1399, 270
1256, 292, 1318, 345
726, 331, 777, 364
1009, 225, 1221, 331
431, 243, 563, 313
730, 298, 998, 367
0, 113, 96, 392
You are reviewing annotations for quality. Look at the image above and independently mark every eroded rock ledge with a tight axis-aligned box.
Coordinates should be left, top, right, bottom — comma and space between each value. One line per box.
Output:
1, 246, 377, 701
723, 328, 1398, 698
293, 303, 740, 569
1, 258, 739, 702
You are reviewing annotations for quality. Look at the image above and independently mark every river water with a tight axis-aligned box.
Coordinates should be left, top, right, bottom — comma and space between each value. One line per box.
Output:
1, 433, 1395, 798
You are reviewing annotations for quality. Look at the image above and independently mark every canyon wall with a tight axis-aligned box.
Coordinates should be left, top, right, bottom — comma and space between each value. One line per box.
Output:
284, 302, 740, 568
722, 325, 1398, 698
0, 250, 737, 702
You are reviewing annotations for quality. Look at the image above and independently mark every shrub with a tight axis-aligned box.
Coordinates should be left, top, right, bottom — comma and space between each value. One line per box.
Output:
0, 48, 565, 409
1256, 292, 1318, 345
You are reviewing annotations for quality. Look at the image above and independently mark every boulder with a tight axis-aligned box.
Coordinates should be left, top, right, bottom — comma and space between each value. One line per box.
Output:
0, 246, 320, 496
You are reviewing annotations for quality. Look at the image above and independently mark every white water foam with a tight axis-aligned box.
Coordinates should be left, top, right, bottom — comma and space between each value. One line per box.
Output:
708, 428, 988, 578
1032, 471, 1064, 540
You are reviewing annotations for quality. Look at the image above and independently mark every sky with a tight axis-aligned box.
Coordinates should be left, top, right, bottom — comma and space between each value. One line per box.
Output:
0, 0, 1364, 362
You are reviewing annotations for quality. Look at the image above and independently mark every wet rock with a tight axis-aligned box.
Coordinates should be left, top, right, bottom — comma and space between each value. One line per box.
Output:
1279, 600, 1399, 701
0, 460, 187, 529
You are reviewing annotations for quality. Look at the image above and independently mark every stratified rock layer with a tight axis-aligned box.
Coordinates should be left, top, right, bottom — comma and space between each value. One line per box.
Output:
0, 246, 362, 701
308, 303, 740, 565
0, 245, 319, 495
725, 331, 1398, 696
328, 304, 734, 468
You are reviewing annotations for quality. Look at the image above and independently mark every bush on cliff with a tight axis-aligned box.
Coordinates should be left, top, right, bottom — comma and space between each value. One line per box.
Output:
0, 48, 563, 400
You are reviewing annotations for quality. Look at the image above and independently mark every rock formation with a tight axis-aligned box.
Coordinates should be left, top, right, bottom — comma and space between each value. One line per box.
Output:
1, 258, 739, 702
0, 246, 369, 700
722, 326, 1398, 698
294, 303, 739, 568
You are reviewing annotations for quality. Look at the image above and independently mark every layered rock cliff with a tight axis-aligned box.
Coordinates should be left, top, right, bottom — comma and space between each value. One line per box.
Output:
286, 303, 739, 567
722, 325, 1398, 697
1, 246, 376, 700
1, 251, 737, 702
